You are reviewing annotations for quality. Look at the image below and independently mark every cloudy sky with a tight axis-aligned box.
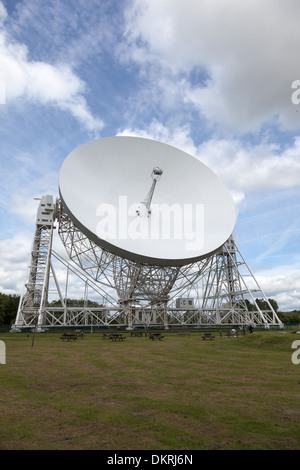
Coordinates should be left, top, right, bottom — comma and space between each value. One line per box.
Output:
0, 0, 300, 311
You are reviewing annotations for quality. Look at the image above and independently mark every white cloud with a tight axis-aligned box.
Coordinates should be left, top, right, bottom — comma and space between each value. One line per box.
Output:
118, 119, 197, 156
0, 2, 104, 134
118, 121, 300, 196
124, 0, 300, 134
254, 263, 300, 311
0, 231, 32, 294
195, 137, 300, 193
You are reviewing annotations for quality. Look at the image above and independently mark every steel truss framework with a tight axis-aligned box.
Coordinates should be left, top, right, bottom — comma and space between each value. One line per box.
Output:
12, 197, 283, 331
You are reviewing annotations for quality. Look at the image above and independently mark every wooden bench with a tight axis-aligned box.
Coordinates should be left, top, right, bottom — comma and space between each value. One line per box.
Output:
201, 333, 215, 340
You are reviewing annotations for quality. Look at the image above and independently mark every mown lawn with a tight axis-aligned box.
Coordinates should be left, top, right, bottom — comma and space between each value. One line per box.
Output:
0, 330, 299, 450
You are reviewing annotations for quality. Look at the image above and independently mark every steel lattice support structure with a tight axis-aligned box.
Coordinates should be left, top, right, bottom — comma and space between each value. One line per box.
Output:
175, 236, 282, 327
12, 196, 284, 331
12, 196, 56, 332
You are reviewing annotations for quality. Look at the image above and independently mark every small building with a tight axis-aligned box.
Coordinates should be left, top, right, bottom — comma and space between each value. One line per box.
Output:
176, 298, 194, 309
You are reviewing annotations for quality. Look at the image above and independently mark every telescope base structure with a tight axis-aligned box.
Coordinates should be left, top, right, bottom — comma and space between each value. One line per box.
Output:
11, 196, 283, 332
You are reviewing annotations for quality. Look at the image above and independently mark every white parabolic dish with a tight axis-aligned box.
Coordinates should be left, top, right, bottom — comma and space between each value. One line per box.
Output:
59, 136, 236, 266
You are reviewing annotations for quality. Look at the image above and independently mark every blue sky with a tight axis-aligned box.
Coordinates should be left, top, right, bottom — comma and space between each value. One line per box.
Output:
0, 0, 300, 310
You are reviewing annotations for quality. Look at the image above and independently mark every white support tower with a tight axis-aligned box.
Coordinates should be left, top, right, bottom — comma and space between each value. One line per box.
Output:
12, 196, 56, 332
189, 236, 282, 327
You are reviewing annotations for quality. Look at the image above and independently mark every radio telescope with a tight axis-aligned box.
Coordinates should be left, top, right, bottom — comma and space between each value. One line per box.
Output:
12, 137, 283, 332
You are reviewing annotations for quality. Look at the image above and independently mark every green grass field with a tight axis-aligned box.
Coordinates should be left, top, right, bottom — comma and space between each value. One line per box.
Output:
0, 329, 299, 450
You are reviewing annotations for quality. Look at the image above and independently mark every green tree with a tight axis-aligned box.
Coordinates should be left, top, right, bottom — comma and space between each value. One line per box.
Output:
48, 298, 102, 308
0, 293, 20, 325
245, 298, 279, 312
254, 298, 279, 312
277, 310, 300, 323
245, 299, 255, 311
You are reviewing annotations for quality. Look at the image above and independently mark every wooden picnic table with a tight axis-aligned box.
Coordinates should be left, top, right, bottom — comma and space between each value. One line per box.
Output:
60, 333, 78, 342
201, 333, 215, 340
109, 333, 126, 342
148, 332, 164, 341
130, 331, 144, 337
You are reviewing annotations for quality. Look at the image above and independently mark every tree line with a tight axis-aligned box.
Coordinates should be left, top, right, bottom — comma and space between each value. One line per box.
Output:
0, 293, 103, 326
0, 292, 299, 326
0, 293, 20, 326
245, 298, 300, 323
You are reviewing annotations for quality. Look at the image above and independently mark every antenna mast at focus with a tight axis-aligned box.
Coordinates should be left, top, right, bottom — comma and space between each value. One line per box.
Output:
136, 166, 163, 217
